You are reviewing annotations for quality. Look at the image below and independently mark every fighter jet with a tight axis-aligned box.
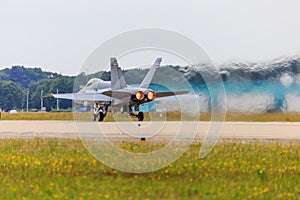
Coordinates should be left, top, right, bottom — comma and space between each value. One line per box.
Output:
49, 58, 188, 121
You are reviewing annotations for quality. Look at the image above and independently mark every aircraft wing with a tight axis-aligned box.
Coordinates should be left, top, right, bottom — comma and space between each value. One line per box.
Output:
51, 93, 112, 102
156, 91, 189, 99
154, 91, 199, 102
101, 91, 131, 99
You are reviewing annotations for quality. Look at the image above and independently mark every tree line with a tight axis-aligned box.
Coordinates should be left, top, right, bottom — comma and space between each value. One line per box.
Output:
0, 66, 74, 111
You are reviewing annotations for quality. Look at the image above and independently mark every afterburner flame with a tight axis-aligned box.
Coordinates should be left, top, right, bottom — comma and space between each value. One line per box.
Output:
135, 91, 145, 100
147, 91, 156, 101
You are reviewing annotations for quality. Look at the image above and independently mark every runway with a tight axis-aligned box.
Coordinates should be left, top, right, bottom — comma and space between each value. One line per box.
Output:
0, 120, 299, 140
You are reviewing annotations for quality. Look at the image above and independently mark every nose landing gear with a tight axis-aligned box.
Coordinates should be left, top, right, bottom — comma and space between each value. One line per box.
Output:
137, 112, 144, 121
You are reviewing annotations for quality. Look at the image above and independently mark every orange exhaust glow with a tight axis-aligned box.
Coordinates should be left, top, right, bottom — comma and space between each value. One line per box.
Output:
135, 91, 145, 100
147, 91, 156, 101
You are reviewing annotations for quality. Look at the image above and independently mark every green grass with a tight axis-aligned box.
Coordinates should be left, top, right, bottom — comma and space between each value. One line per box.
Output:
1, 111, 300, 122
0, 112, 75, 120
1, 139, 300, 199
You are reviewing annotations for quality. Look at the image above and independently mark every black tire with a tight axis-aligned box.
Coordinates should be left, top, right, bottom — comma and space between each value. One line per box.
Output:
137, 112, 144, 121
98, 112, 105, 122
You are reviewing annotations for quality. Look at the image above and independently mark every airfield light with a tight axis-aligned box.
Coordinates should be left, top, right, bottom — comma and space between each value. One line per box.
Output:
135, 91, 144, 101
147, 91, 156, 101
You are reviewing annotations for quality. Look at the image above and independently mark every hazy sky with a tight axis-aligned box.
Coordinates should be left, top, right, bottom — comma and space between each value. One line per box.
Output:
1, 0, 300, 75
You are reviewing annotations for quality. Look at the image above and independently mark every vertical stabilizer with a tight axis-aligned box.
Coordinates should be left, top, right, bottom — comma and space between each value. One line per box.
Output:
110, 58, 127, 90
139, 58, 162, 88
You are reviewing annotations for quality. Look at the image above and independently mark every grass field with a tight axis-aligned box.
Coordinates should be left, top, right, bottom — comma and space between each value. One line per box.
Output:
1, 139, 300, 199
1, 111, 300, 122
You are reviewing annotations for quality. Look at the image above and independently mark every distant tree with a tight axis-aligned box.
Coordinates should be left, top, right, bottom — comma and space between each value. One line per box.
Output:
28, 77, 75, 110
28, 79, 52, 110
73, 73, 88, 92
0, 81, 24, 110
124, 69, 148, 84
0, 66, 61, 88
49, 77, 74, 109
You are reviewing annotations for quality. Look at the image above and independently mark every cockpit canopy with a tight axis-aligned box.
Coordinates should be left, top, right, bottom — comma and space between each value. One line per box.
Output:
84, 78, 111, 90
86, 78, 101, 87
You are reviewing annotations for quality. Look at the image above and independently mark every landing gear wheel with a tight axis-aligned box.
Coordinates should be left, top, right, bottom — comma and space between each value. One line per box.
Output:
98, 112, 105, 122
137, 112, 144, 121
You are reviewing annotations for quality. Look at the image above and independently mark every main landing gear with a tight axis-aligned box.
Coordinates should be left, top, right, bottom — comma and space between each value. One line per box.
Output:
94, 104, 144, 122
129, 107, 144, 121
137, 112, 144, 121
